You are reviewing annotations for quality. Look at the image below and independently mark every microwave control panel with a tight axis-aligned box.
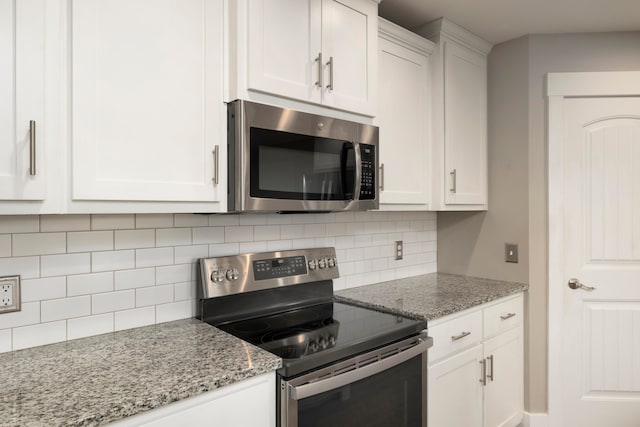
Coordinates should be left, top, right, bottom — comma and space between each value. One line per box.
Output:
359, 144, 376, 200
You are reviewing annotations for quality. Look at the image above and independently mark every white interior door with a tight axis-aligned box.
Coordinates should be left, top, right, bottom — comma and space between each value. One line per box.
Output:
561, 96, 640, 426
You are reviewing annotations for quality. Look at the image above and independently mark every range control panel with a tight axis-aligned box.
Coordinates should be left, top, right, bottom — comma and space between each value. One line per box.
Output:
253, 256, 307, 280
199, 247, 340, 298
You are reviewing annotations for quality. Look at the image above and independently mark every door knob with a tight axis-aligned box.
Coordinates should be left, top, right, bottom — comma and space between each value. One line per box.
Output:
568, 278, 596, 291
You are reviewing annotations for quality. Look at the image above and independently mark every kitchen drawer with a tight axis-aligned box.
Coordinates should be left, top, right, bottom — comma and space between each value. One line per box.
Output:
483, 295, 523, 339
429, 310, 483, 363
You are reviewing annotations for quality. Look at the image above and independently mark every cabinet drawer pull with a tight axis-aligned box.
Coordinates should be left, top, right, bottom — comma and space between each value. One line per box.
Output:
29, 120, 36, 176
326, 56, 334, 91
500, 312, 516, 321
486, 355, 494, 382
451, 331, 471, 342
479, 358, 486, 386
315, 52, 323, 88
450, 169, 456, 193
212, 145, 219, 185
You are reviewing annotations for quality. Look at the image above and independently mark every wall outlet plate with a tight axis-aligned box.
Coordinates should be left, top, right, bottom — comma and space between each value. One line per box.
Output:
505, 244, 519, 263
0, 275, 21, 314
395, 241, 403, 260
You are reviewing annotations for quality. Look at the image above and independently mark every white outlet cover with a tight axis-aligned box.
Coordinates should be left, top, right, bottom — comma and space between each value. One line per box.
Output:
0, 275, 21, 313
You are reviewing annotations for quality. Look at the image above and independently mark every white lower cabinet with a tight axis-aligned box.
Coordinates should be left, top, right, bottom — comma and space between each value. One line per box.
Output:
110, 373, 275, 427
428, 294, 524, 427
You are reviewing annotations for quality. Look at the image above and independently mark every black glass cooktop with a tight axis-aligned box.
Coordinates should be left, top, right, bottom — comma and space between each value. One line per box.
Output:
215, 301, 426, 378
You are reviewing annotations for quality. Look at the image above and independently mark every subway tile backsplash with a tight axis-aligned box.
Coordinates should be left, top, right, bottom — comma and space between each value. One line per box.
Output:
0, 211, 436, 352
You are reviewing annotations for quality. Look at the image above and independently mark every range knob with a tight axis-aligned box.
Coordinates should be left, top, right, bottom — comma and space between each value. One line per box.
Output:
308, 341, 318, 352
211, 269, 225, 283
318, 336, 327, 349
225, 267, 240, 281
328, 335, 336, 346
308, 259, 317, 270
318, 258, 327, 269
327, 257, 336, 268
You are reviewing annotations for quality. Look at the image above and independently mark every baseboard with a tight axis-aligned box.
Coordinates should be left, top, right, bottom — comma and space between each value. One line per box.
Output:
521, 412, 549, 427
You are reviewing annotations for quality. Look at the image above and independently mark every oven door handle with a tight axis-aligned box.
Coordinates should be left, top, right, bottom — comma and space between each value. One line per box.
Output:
288, 334, 432, 400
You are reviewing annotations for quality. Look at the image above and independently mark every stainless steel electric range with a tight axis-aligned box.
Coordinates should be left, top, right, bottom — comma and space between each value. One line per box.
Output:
198, 247, 432, 427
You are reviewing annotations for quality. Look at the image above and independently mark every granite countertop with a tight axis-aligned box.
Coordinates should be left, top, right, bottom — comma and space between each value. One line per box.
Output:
0, 318, 281, 427
336, 272, 528, 322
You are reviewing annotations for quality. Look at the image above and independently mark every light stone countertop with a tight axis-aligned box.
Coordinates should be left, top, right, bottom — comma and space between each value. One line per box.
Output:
0, 318, 281, 427
0, 273, 526, 426
336, 272, 528, 322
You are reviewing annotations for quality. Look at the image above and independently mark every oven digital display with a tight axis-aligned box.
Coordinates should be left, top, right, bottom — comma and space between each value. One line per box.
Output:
253, 256, 307, 280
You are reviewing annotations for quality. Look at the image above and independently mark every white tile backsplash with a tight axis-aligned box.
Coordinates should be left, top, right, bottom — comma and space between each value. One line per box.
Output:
67, 272, 114, 296
91, 250, 135, 272
0, 211, 436, 353
41, 253, 91, 277
114, 229, 155, 250
92, 290, 135, 314
21, 276, 67, 302
41, 296, 91, 322
68, 313, 114, 340
67, 231, 113, 253
12, 321, 67, 350
0, 234, 10, 257
12, 232, 66, 256
0, 215, 39, 233
114, 268, 155, 290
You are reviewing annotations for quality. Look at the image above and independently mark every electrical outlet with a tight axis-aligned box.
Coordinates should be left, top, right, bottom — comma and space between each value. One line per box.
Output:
505, 244, 518, 263
395, 241, 403, 260
0, 275, 21, 314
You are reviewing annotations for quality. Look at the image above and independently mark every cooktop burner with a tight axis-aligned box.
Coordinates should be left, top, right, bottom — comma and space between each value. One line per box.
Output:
215, 300, 425, 376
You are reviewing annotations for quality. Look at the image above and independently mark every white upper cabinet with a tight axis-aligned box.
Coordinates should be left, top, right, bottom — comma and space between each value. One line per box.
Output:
71, 0, 226, 208
0, 0, 46, 201
377, 19, 434, 208
417, 18, 492, 210
238, 0, 378, 117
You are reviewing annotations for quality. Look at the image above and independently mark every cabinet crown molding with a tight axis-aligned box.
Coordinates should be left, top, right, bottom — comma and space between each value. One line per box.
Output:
414, 17, 493, 55
379, 18, 435, 56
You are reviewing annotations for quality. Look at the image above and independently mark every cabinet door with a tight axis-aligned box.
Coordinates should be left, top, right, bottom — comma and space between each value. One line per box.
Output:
483, 327, 524, 427
428, 344, 484, 427
72, 0, 224, 202
0, 0, 45, 200
378, 38, 429, 206
247, 0, 322, 104
443, 40, 487, 205
321, 0, 377, 116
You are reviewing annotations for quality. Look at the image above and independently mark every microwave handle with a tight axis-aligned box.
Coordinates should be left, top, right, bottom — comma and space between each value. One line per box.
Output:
353, 143, 362, 200
287, 333, 431, 400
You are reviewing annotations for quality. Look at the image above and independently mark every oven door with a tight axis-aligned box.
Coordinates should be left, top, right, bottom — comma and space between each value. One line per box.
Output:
280, 333, 432, 427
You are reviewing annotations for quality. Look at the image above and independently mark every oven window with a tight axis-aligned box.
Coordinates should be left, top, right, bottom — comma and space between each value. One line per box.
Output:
296, 355, 423, 427
250, 127, 355, 200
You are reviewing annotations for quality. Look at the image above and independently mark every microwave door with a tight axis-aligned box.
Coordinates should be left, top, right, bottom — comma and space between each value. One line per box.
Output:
340, 143, 356, 200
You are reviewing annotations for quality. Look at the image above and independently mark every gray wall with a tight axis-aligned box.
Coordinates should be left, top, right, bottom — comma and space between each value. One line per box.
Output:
437, 31, 640, 414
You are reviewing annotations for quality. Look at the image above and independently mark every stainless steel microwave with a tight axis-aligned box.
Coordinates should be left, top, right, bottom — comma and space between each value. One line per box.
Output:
227, 100, 379, 213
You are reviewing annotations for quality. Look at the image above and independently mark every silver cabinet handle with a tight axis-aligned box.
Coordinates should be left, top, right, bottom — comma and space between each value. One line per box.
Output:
379, 163, 384, 191
29, 120, 36, 176
212, 145, 219, 185
500, 313, 516, 321
450, 169, 457, 193
451, 331, 471, 342
479, 359, 487, 386
326, 56, 334, 91
486, 355, 494, 382
315, 52, 323, 88
568, 278, 596, 291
